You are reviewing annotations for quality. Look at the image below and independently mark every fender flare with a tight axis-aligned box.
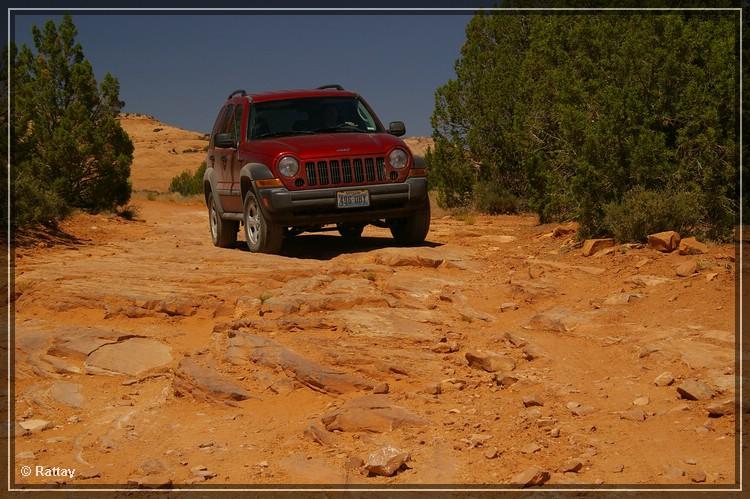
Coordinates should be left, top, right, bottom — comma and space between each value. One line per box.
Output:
203, 165, 224, 215
239, 162, 275, 202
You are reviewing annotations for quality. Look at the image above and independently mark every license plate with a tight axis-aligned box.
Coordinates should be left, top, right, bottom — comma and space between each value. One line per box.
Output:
336, 190, 370, 209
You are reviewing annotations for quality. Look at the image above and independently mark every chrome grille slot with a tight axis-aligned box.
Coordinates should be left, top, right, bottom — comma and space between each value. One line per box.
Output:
342, 159, 353, 183
353, 159, 364, 183
330, 160, 341, 184
365, 158, 375, 181
317, 161, 329, 185
376, 157, 385, 181
305, 162, 317, 186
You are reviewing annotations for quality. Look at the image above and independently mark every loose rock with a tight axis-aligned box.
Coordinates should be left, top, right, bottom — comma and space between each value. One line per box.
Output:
372, 382, 389, 394
19, 419, 53, 433
654, 372, 675, 386
559, 459, 582, 473
648, 231, 681, 252
511, 466, 550, 487
522, 395, 544, 407
465, 349, 515, 373
679, 237, 708, 255
676, 260, 698, 277
500, 302, 519, 312
677, 380, 714, 401
582, 239, 615, 257
707, 399, 735, 417
619, 408, 646, 422
363, 446, 410, 477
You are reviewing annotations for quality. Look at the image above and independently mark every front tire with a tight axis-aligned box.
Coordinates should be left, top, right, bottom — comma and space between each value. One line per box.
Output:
337, 223, 365, 240
243, 190, 283, 254
208, 196, 238, 248
389, 200, 430, 245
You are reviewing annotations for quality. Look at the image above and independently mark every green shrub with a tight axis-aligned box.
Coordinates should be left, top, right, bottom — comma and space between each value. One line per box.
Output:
169, 161, 206, 196
602, 187, 706, 243
473, 182, 519, 214
13, 15, 133, 227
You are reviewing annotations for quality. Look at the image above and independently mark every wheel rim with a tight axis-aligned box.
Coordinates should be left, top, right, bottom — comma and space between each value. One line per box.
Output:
245, 196, 261, 246
209, 203, 218, 241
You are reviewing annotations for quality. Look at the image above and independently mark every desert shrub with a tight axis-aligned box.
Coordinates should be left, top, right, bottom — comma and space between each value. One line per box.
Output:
12, 15, 133, 227
473, 182, 519, 215
169, 161, 207, 196
602, 187, 706, 243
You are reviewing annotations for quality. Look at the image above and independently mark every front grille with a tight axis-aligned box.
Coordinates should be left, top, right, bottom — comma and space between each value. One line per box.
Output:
304, 156, 387, 188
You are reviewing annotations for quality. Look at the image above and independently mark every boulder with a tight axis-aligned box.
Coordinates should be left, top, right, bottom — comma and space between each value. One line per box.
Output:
582, 239, 615, 257
679, 237, 708, 255
648, 231, 681, 252
707, 399, 735, 417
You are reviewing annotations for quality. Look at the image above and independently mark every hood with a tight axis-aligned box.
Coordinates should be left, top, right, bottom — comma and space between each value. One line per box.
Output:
243, 133, 407, 160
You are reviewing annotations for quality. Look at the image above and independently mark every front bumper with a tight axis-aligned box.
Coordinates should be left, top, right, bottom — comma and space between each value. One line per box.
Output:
256, 177, 428, 226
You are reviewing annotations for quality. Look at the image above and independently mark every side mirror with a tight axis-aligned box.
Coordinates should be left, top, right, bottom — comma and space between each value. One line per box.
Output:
214, 132, 235, 148
388, 121, 406, 137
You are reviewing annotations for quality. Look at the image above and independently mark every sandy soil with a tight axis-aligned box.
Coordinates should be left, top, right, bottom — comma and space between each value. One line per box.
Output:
11, 118, 738, 488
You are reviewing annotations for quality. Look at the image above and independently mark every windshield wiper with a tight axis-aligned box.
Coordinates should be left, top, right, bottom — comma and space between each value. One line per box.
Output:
313, 123, 367, 134
255, 130, 316, 139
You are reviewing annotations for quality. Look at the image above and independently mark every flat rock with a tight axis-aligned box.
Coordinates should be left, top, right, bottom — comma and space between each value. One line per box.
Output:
321, 395, 429, 433
648, 231, 681, 252
364, 446, 410, 477
522, 344, 545, 361
228, 333, 373, 394
19, 419, 53, 433
511, 466, 550, 487
603, 292, 645, 305
687, 468, 707, 483
49, 381, 84, 408
503, 331, 527, 347
85, 338, 172, 376
582, 239, 615, 257
465, 349, 515, 373
679, 237, 708, 255
521, 442, 542, 454
625, 274, 672, 287
175, 358, 253, 401
619, 408, 646, 422
677, 379, 714, 401
526, 308, 580, 332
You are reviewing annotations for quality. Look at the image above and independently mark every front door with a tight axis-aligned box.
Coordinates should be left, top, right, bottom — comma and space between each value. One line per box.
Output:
213, 104, 236, 209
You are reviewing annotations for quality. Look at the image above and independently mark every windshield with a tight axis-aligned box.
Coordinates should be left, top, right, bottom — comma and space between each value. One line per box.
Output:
248, 97, 381, 140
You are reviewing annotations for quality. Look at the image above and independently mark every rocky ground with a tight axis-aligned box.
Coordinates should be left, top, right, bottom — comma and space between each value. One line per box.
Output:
13, 202, 739, 487
11, 115, 738, 487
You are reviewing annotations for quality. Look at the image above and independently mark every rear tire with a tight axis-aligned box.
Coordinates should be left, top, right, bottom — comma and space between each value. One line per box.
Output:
208, 195, 238, 248
337, 223, 365, 240
243, 190, 283, 254
389, 200, 430, 245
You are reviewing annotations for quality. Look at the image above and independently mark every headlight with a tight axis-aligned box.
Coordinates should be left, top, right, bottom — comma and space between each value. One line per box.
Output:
278, 156, 299, 177
388, 148, 408, 169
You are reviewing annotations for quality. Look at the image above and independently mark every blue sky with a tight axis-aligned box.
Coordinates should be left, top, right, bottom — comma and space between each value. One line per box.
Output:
13, 13, 474, 136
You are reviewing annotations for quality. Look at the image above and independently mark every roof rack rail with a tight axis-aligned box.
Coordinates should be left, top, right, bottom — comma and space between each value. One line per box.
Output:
227, 89, 247, 99
317, 84, 344, 90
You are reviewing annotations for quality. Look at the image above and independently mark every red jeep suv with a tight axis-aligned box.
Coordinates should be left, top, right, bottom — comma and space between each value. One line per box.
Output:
203, 85, 430, 253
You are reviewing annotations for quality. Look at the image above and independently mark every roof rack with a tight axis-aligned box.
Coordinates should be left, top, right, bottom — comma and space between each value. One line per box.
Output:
317, 84, 344, 91
227, 89, 247, 99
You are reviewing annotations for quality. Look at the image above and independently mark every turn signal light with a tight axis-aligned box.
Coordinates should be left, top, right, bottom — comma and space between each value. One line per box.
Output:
255, 178, 283, 188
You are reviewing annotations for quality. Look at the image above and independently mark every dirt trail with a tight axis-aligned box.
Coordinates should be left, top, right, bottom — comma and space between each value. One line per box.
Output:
12, 116, 736, 487
13, 198, 737, 486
